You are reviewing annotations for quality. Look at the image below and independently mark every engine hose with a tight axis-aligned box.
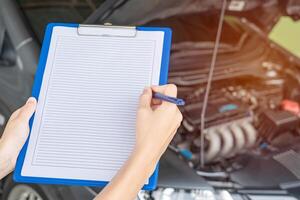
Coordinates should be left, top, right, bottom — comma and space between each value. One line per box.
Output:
196, 170, 228, 178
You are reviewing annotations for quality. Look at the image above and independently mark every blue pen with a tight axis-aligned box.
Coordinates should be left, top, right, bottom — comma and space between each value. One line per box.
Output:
153, 92, 185, 106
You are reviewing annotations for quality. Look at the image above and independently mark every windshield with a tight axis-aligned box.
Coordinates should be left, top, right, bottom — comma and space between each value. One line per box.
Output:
18, 0, 105, 41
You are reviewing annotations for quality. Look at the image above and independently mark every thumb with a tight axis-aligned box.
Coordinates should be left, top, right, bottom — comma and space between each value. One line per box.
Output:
138, 87, 152, 109
17, 97, 37, 121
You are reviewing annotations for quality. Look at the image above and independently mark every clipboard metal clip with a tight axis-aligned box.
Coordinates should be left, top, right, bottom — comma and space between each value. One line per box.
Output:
78, 23, 137, 37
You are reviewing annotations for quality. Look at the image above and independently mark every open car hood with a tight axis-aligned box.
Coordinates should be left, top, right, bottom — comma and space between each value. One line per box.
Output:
91, 0, 300, 33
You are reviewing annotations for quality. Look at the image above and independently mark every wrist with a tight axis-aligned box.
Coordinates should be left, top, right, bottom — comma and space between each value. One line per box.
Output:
0, 139, 4, 158
0, 139, 14, 170
131, 146, 158, 175
0, 139, 13, 179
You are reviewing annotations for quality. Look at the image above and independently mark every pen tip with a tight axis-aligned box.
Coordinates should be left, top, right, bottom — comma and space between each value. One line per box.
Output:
178, 99, 185, 106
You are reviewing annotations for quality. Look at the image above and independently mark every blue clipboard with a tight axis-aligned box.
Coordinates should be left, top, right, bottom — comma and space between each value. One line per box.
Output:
13, 23, 172, 191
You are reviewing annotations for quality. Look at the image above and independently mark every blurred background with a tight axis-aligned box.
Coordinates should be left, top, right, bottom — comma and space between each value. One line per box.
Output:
1, 0, 300, 199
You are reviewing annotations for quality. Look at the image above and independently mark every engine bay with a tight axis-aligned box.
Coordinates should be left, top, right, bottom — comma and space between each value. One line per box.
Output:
145, 11, 300, 191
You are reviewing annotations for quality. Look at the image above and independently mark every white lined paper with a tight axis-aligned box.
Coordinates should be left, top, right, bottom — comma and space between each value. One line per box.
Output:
21, 26, 164, 182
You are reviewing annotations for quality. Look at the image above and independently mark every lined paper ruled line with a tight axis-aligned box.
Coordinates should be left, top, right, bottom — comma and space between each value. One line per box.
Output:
36, 152, 131, 160
36, 147, 133, 155
36, 150, 132, 159
37, 142, 134, 151
35, 160, 124, 169
33, 162, 123, 171
37, 136, 135, 143
36, 148, 132, 155
35, 157, 127, 166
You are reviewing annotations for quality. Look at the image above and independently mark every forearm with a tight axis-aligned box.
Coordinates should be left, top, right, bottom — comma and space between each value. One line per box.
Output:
95, 148, 157, 200
0, 140, 13, 180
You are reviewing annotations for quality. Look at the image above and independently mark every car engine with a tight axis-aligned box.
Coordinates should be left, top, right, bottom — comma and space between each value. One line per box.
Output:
145, 11, 300, 184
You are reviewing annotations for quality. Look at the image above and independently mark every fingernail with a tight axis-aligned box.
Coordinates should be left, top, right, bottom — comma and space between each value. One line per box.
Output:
26, 97, 36, 104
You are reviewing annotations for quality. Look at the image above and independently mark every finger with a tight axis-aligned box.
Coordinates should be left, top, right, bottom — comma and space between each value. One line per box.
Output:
171, 110, 183, 132
138, 87, 152, 109
176, 110, 183, 124
9, 108, 22, 121
151, 84, 177, 98
151, 85, 167, 93
151, 105, 160, 110
152, 84, 178, 108
151, 98, 162, 106
17, 97, 37, 121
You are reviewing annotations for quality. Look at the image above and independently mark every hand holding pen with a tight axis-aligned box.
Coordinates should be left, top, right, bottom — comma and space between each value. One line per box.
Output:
152, 86, 185, 106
